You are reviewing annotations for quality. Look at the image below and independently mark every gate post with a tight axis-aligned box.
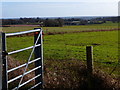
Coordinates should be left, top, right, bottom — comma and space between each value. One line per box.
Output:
1, 32, 8, 90
0, 32, 2, 90
34, 28, 43, 89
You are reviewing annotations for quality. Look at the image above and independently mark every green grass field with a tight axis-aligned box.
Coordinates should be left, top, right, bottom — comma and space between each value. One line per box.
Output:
2, 21, 118, 33
2, 22, 119, 77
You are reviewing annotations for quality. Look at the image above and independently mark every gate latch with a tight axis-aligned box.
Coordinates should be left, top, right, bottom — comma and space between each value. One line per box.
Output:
2, 51, 8, 56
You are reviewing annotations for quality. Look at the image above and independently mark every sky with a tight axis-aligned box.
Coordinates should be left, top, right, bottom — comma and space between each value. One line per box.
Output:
1, 0, 119, 2
1, 0, 120, 18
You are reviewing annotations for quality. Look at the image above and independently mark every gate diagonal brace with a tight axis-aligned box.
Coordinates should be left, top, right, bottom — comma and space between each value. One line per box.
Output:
16, 30, 42, 90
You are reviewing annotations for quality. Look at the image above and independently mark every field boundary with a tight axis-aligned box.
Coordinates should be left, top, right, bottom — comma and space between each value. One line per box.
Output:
46, 28, 119, 35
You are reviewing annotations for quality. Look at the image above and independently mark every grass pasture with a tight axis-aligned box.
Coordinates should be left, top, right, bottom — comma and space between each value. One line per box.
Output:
2, 22, 120, 88
2, 21, 118, 33
5, 27, 119, 76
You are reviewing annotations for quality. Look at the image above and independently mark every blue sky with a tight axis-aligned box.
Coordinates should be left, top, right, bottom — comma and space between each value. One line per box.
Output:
1, 0, 119, 18
1, 0, 119, 2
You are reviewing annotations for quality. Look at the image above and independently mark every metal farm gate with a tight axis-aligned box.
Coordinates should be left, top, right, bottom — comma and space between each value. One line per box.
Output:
0, 28, 43, 90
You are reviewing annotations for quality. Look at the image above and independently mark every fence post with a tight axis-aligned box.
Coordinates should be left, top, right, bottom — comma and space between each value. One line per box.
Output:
34, 28, 43, 89
2, 32, 8, 90
0, 32, 2, 90
86, 46, 93, 88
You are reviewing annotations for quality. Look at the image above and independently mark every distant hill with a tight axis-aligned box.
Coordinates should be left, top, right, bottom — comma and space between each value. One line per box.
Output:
40, 16, 117, 20
1, 16, 117, 20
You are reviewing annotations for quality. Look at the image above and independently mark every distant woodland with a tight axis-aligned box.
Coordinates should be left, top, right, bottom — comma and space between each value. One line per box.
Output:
1, 16, 119, 27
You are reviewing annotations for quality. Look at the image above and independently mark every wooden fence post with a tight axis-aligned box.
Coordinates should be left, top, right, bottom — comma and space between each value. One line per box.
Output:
34, 28, 43, 89
86, 46, 94, 88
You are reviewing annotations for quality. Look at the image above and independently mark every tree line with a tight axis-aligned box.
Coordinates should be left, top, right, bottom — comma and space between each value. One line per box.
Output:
2, 17, 64, 27
1, 16, 119, 27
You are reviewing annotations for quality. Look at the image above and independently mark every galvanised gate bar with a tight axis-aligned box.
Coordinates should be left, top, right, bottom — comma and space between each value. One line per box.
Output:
0, 28, 43, 90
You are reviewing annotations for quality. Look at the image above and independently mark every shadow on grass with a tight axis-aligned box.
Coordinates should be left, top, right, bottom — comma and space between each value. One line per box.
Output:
7, 57, 120, 89
44, 59, 120, 90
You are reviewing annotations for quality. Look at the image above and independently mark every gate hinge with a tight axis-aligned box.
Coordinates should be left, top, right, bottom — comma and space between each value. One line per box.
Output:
2, 51, 8, 56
